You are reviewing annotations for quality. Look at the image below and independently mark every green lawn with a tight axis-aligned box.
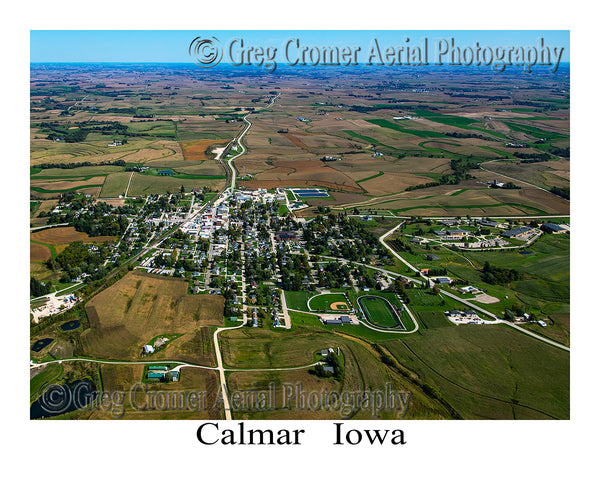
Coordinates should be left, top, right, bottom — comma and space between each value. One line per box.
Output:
307, 293, 349, 311
284, 290, 311, 311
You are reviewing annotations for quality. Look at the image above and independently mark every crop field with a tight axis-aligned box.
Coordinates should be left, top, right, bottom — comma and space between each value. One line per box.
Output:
30, 137, 182, 166
415, 311, 452, 330
81, 271, 224, 360
99, 172, 132, 197
174, 160, 226, 176
30, 227, 117, 262
125, 173, 225, 196
31, 227, 116, 246
335, 183, 569, 216
382, 324, 569, 419
480, 159, 571, 190
30, 243, 52, 263
31, 176, 106, 193
358, 172, 432, 195
181, 139, 225, 161
31, 165, 124, 177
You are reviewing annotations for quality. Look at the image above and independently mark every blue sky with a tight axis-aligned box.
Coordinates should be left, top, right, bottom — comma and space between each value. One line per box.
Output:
31, 30, 569, 63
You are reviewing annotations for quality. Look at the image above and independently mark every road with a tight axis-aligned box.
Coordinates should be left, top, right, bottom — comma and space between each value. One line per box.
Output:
377, 220, 570, 352
209, 92, 282, 419
220, 92, 280, 194
124, 171, 134, 198
30, 223, 69, 231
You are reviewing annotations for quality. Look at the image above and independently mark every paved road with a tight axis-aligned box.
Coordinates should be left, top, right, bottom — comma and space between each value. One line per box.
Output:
30, 223, 69, 231
222, 93, 280, 193
377, 221, 570, 352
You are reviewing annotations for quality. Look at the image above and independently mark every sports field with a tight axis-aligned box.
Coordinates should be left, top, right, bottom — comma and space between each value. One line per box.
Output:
358, 295, 401, 328
307, 293, 350, 311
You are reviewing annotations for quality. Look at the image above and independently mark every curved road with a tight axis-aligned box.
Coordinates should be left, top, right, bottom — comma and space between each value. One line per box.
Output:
378, 220, 570, 352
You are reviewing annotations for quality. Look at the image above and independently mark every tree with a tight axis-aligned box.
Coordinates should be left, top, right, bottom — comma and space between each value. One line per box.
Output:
30, 276, 52, 297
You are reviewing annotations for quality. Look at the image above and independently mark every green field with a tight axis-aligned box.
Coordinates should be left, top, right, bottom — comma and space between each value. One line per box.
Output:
367, 119, 448, 138
381, 324, 569, 419
416, 311, 452, 329
358, 295, 400, 328
307, 293, 349, 311
284, 291, 311, 311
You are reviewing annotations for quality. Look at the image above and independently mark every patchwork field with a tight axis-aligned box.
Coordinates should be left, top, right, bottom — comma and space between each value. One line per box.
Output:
30, 227, 117, 262
82, 271, 224, 360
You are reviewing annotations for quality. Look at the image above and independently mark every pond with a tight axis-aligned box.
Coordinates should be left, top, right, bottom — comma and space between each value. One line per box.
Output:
31, 338, 54, 352
59, 320, 80, 331
30, 379, 97, 419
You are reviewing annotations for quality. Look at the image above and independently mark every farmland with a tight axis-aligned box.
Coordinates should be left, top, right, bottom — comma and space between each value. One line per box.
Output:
82, 271, 224, 360
29, 61, 569, 422
30, 227, 117, 263
381, 324, 569, 419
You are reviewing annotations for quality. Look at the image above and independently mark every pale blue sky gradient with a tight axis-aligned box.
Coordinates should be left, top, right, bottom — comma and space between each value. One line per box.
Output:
31, 30, 569, 63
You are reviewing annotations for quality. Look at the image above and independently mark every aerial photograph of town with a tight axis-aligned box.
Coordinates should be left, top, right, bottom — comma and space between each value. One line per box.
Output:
29, 30, 570, 422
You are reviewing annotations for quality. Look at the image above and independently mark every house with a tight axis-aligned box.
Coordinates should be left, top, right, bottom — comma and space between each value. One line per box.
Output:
143, 345, 154, 354
276, 231, 298, 241
320, 349, 329, 356
435, 277, 453, 285
323, 366, 335, 374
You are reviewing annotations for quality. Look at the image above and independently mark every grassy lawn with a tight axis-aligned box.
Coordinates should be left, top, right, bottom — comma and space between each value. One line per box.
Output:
307, 293, 349, 311
284, 290, 311, 311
